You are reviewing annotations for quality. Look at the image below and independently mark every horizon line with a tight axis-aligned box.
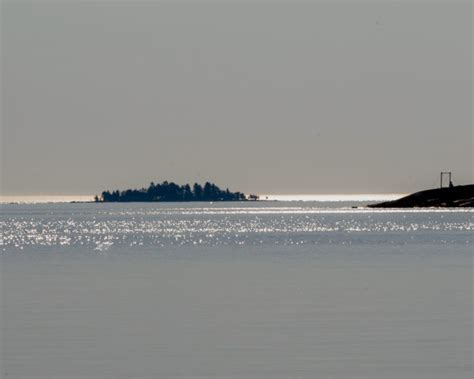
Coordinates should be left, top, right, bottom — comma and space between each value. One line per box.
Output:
0, 193, 407, 204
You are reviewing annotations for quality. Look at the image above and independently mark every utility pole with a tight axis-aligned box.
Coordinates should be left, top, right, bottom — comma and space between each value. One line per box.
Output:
440, 172, 452, 188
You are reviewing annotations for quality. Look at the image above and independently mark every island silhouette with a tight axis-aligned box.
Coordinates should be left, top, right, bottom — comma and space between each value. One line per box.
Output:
96, 181, 257, 202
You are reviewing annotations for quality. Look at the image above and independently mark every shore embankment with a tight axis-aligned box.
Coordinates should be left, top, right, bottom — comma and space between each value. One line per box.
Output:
368, 185, 474, 208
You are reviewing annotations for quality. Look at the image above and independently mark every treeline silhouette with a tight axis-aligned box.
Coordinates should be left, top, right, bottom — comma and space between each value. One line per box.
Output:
97, 181, 253, 202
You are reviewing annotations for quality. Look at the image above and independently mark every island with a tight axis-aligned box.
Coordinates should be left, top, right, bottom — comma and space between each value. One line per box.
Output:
368, 184, 474, 208
96, 181, 258, 202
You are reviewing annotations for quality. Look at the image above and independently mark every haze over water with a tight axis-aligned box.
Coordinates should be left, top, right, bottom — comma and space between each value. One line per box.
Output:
0, 194, 404, 204
1, 201, 472, 378
2, 1, 472, 377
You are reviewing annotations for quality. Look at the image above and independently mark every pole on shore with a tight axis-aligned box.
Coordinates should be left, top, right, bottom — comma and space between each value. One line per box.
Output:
440, 172, 452, 188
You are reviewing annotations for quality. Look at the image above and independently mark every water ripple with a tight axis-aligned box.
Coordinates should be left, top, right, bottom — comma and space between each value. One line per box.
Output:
2, 204, 472, 251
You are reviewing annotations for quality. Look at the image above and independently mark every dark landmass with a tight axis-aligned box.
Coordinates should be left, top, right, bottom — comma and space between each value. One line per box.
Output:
96, 181, 258, 202
368, 185, 474, 208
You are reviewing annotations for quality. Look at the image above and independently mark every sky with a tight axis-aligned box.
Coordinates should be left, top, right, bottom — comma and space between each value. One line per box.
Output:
1, 0, 472, 195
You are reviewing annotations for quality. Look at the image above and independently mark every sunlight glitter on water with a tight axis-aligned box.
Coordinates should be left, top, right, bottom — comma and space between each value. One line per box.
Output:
2, 203, 472, 379
2, 203, 472, 251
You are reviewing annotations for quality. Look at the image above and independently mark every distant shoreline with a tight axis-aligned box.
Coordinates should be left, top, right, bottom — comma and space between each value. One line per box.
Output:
1, 193, 407, 205
0, 195, 95, 204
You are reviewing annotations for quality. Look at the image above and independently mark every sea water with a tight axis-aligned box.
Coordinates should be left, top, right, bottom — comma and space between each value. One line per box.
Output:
1, 201, 472, 378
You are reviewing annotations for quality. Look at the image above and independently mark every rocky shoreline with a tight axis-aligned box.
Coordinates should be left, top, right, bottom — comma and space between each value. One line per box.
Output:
368, 184, 474, 208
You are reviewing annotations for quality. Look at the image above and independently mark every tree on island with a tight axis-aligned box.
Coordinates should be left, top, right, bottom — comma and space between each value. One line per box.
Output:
96, 181, 255, 202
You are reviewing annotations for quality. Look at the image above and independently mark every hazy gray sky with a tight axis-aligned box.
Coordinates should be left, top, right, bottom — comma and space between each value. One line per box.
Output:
1, 0, 472, 195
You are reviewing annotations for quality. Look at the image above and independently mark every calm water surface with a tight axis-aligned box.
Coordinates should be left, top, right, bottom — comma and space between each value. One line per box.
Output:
1, 202, 472, 378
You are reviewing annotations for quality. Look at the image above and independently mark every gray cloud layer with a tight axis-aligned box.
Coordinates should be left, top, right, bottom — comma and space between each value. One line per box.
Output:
2, 0, 472, 195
